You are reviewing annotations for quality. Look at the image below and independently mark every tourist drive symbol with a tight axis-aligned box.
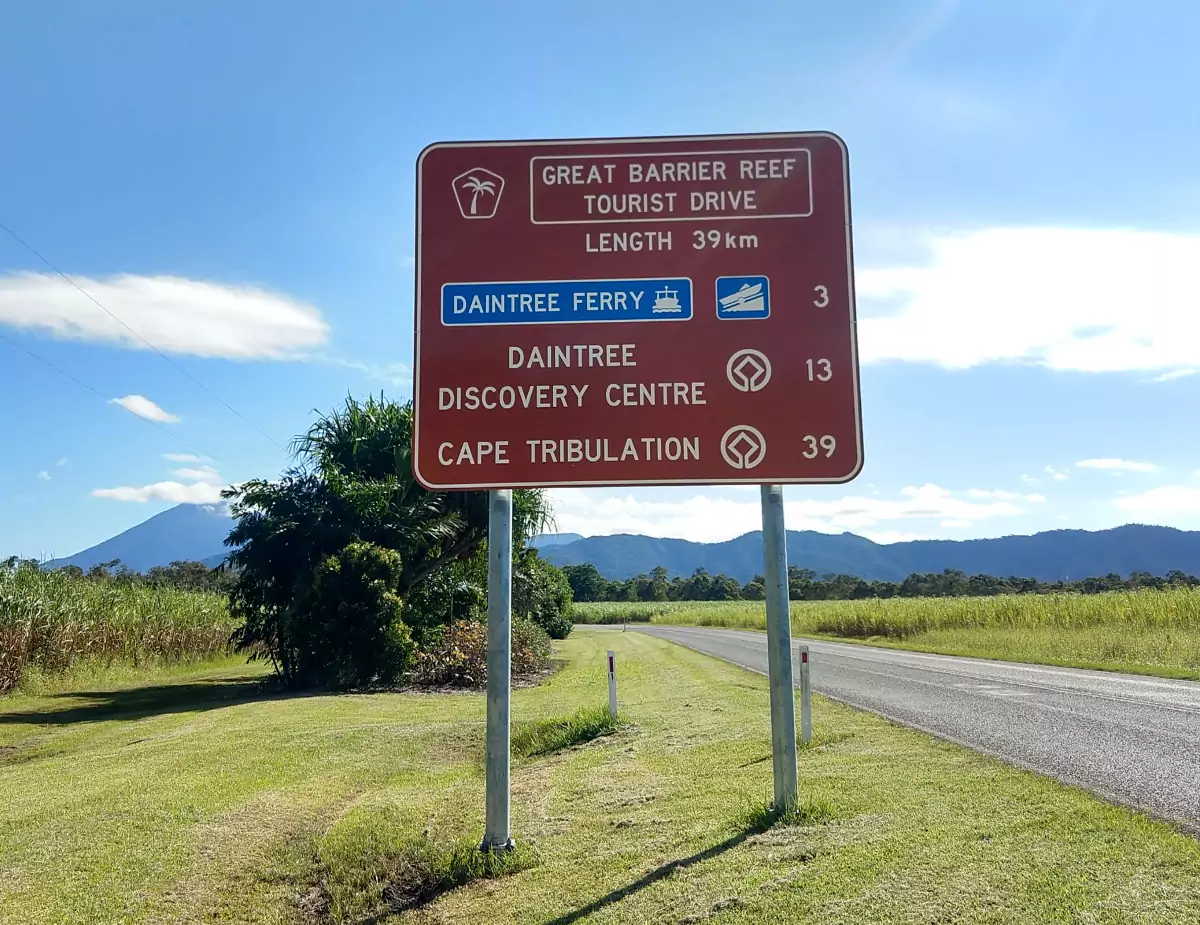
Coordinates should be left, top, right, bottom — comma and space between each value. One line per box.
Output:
716, 275, 771, 320
453, 167, 504, 219
726, 349, 772, 392
720, 425, 767, 470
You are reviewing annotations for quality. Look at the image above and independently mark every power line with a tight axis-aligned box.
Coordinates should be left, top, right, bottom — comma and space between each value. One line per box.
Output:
0, 220, 287, 451
0, 329, 221, 463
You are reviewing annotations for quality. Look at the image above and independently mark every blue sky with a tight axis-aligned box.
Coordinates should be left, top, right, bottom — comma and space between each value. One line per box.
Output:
3, 0, 1199, 557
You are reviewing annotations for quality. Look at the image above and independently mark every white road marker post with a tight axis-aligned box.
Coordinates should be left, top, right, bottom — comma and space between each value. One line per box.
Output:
482, 489, 514, 853
798, 645, 812, 746
607, 649, 617, 718
761, 484, 799, 808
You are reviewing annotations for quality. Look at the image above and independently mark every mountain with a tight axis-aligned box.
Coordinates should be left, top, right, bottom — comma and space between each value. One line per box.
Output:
46, 504, 233, 573
540, 525, 1200, 583
530, 533, 584, 549
40, 506, 1200, 585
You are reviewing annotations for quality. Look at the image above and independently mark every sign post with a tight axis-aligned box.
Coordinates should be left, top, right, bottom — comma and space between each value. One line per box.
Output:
761, 485, 797, 805
482, 489, 514, 852
415, 131, 860, 839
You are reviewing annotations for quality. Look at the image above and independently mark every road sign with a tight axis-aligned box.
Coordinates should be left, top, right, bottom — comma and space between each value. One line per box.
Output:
414, 132, 861, 489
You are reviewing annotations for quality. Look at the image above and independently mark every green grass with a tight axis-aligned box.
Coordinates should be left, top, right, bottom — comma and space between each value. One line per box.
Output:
572, 588, 1200, 679
739, 796, 838, 833
3, 631, 1200, 924
511, 704, 624, 757
0, 564, 234, 692
314, 829, 534, 921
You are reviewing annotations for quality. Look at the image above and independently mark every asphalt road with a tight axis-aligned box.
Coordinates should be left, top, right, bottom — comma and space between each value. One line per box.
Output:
625, 625, 1200, 831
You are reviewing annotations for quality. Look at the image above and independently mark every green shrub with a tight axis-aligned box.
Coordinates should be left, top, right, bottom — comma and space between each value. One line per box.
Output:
294, 542, 415, 690
412, 617, 552, 688
514, 551, 573, 639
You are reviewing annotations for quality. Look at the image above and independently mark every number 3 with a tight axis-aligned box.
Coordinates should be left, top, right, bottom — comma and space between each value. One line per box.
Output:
813, 285, 829, 308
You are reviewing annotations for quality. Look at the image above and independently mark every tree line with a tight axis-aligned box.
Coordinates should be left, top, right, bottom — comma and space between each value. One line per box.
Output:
563, 562, 1200, 603
12, 558, 239, 594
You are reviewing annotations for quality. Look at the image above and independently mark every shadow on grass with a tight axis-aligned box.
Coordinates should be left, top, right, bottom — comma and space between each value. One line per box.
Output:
545, 797, 837, 924
542, 828, 754, 925
0, 675, 307, 726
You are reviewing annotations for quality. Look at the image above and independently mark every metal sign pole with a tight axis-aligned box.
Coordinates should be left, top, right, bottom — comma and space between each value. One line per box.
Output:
483, 488, 514, 852
761, 484, 798, 807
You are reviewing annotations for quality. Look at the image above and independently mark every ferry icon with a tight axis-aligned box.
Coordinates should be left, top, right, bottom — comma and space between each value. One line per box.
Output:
716, 275, 770, 320
652, 285, 684, 313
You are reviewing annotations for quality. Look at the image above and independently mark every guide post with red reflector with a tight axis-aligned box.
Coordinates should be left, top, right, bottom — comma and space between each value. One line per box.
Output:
607, 649, 617, 718
798, 644, 812, 746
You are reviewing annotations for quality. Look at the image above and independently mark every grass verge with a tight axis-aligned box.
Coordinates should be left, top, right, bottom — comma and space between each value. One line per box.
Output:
572, 589, 1200, 680
2, 632, 1200, 923
512, 704, 624, 757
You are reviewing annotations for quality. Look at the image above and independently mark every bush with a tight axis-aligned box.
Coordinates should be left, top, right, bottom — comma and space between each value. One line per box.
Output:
400, 555, 487, 647
291, 542, 415, 690
412, 618, 552, 688
513, 551, 574, 640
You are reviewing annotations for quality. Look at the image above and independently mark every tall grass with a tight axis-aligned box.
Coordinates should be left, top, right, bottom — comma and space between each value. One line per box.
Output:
572, 588, 1200, 677
0, 563, 235, 693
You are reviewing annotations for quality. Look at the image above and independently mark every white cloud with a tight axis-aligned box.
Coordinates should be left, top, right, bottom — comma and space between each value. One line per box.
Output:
1115, 486, 1200, 516
1154, 369, 1198, 382
94, 460, 227, 505
0, 272, 328, 360
1020, 474, 1039, 487
37, 471, 51, 481
1076, 458, 1158, 473
111, 394, 180, 423
92, 481, 225, 504
549, 483, 1029, 543
55, 457, 68, 467
172, 465, 222, 483
967, 488, 1019, 500
323, 357, 413, 389
1045, 465, 1069, 481
940, 519, 971, 528
858, 228, 1200, 376
967, 489, 1045, 502
163, 453, 205, 463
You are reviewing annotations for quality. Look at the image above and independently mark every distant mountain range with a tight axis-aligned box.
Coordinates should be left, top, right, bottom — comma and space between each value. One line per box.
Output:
539, 524, 1200, 583
530, 533, 584, 549
38, 505, 1200, 584
45, 504, 233, 573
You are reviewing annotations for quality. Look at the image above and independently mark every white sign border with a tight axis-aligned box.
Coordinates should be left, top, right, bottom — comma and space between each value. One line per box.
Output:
413, 131, 862, 490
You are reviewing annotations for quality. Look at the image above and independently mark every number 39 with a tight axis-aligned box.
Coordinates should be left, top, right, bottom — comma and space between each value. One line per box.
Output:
803, 435, 836, 459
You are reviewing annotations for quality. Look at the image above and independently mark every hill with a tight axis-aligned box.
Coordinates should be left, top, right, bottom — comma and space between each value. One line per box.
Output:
46, 504, 233, 573
530, 532, 584, 549
39, 506, 1200, 584
540, 524, 1200, 583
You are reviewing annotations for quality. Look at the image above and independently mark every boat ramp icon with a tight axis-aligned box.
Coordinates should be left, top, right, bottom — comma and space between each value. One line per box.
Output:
651, 285, 684, 313
715, 275, 770, 320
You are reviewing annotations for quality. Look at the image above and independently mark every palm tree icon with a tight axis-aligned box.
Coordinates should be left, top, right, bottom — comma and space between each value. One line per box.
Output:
460, 175, 496, 216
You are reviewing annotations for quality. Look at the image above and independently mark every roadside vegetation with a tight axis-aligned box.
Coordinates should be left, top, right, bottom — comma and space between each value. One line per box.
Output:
572, 586, 1200, 679
563, 561, 1200, 604
3, 632, 1199, 924
1, 395, 575, 696
0, 561, 234, 693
